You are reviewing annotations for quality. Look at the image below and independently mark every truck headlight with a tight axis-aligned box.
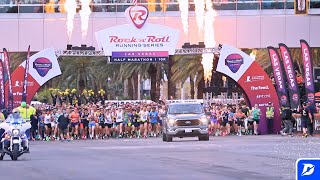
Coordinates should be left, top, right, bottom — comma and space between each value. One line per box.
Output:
168, 119, 175, 125
200, 117, 208, 124
12, 129, 20, 136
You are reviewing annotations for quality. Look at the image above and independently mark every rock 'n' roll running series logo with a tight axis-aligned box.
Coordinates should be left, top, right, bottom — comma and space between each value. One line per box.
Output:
225, 53, 244, 73
33, 57, 52, 77
128, 5, 149, 29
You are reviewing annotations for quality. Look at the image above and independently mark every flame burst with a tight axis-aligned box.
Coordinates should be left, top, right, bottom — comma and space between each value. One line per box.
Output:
160, 0, 168, 12
65, 0, 77, 41
193, 0, 205, 33
178, 0, 189, 34
147, 0, 156, 12
80, 0, 92, 39
201, 0, 217, 83
250, 49, 257, 60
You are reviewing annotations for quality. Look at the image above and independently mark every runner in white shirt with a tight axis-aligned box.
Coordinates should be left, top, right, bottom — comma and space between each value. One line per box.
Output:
116, 107, 124, 138
139, 106, 149, 138
104, 108, 113, 138
44, 110, 52, 140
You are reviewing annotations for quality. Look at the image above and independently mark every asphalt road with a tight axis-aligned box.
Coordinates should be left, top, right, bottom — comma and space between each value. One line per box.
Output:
0, 135, 319, 180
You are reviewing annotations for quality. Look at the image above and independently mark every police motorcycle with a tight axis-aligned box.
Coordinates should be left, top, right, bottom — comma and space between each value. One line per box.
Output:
0, 109, 31, 161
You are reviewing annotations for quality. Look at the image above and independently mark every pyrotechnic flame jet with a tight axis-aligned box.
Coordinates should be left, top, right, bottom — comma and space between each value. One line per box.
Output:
65, 0, 77, 41
194, 0, 205, 33
177, 0, 189, 34
201, 0, 217, 83
80, 0, 92, 40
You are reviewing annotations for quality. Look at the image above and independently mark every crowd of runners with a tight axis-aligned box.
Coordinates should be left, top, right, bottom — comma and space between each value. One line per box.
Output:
0, 99, 274, 142
1, 98, 318, 141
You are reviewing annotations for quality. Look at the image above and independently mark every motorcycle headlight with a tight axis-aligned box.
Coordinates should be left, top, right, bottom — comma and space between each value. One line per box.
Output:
12, 129, 20, 136
168, 119, 175, 125
200, 117, 208, 124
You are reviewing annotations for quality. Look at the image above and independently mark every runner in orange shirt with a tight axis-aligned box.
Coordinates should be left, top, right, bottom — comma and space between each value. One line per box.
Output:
69, 108, 80, 140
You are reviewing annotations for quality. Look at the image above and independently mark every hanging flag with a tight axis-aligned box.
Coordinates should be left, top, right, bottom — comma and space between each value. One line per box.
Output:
300, 39, 315, 104
22, 46, 30, 102
0, 55, 5, 109
294, 0, 308, 15
3, 48, 14, 111
267, 47, 290, 107
279, 43, 301, 109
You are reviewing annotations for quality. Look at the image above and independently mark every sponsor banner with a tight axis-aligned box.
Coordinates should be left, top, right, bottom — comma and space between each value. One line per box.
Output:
279, 43, 301, 109
0, 57, 4, 109
3, 49, 13, 111
22, 45, 30, 102
300, 40, 315, 105
95, 5, 179, 56
5, 48, 61, 107
267, 47, 290, 107
112, 51, 168, 57
294, 0, 308, 15
110, 57, 169, 63
217, 44, 281, 134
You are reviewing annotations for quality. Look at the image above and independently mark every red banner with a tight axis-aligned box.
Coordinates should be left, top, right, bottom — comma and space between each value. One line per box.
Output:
3, 49, 13, 111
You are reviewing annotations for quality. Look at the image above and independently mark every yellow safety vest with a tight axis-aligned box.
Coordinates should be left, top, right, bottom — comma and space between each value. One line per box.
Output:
266, 107, 274, 118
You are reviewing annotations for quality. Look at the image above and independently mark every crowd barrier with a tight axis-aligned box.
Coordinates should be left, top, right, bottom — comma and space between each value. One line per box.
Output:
293, 114, 320, 134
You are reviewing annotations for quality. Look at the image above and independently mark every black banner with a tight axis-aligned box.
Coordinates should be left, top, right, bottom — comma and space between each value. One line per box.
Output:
268, 46, 290, 107
110, 57, 169, 63
3, 48, 13, 111
279, 43, 301, 110
22, 46, 30, 102
0, 57, 4, 109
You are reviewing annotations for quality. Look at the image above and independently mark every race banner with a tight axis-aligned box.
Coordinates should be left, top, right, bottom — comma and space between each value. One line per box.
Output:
217, 44, 281, 134
294, 0, 308, 15
267, 47, 290, 107
5, 48, 61, 107
95, 4, 179, 58
0, 57, 5, 109
110, 51, 169, 63
22, 45, 31, 102
3, 49, 14, 111
300, 39, 315, 104
279, 43, 301, 109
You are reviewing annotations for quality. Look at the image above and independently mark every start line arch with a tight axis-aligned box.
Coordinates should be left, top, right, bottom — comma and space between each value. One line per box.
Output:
54, 45, 280, 135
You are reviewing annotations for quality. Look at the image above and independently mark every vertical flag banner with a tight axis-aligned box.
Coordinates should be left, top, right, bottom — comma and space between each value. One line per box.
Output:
5, 48, 61, 108
0, 56, 5, 109
294, 0, 308, 15
267, 47, 290, 107
3, 49, 14, 111
22, 46, 31, 102
217, 44, 281, 134
300, 39, 315, 104
279, 43, 301, 109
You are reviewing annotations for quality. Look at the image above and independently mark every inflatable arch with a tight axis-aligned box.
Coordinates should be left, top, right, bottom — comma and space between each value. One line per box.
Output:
216, 44, 281, 134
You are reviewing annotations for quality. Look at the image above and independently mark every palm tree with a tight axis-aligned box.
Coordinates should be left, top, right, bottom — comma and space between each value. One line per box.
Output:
171, 55, 204, 99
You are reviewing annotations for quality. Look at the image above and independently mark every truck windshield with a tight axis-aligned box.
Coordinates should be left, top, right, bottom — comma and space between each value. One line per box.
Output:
168, 104, 203, 114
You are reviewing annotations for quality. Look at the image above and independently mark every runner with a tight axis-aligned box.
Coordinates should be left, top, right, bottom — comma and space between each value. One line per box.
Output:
69, 108, 80, 140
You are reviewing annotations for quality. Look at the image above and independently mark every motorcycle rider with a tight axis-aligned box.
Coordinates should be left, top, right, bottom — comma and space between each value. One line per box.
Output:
18, 102, 36, 139
0, 108, 31, 159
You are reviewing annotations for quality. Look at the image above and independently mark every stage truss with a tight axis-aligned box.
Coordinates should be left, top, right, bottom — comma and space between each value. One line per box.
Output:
55, 48, 218, 57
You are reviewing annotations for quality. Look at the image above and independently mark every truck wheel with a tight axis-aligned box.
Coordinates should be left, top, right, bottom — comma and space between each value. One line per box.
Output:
166, 136, 173, 142
199, 135, 209, 141
162, 133, 167, 141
